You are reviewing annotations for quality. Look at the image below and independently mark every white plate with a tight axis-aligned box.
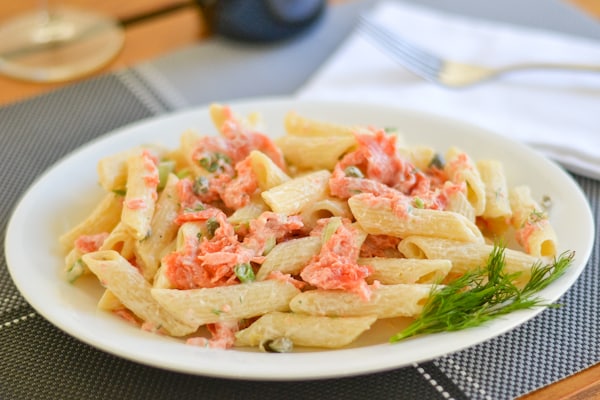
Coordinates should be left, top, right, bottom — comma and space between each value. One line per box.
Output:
5, 97, 594, 380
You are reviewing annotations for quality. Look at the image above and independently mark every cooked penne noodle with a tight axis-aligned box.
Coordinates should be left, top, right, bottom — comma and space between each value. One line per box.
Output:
96, 149, 131, 192
255, 236, 322, 280
82, 250, 197, 336
121, 149, 159, 240
261, 170, 331, 215
359, 257, 452, 284
348, 194, 483, 242
509, 185, 557, 257
100, 222, 136, 260
275, 135, 356, 170
97, 289, 123, 311
178, 129, 205, 176
397, 145, 436, 171
284, 111, 358, 137
210, 103, 262, 133
227, 197, 270, 227
59, 192, 123, 250
209, 103, 231, 133
134, 173, 181, 281
249, 150, 290, 190
445, 190, 475, 223
151, 280, 301, 328
175, 221, 202, 252
235, 312, 377, 349
477, 160, 512, 220
289, 284, 434, 319
300, 198, 352, 229
152, 261, 175, 289
397, 236, 542, 286
445, 146, 486, 216
97, 145, 165, 192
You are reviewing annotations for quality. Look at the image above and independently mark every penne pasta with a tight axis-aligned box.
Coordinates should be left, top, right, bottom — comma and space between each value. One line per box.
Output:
59, 192, 123, 250
397, 235, 542, 286
348, 193, 483, 242
444, 190, 476, 223
300, 197, 352, 229
261, 170, 331, 215
82, 250, 197, 336
289, 284, 434, 319
397, 145, 436, 171
134, 173, 181, 281
249, 150, 290, 190
445, 146, 486, 216
509, 186, 557, 257
255, 236, 322, 280
151, 280, 301, 328
100, 222, 137, 260
235, 312, 377, 349
359, 257, 452, 284
121, 149, 159, 240
284, 111, 358, 137
227, 197, 270, 227
96, 145, 165, 192
275, 135, 356, 171
477, 159, 512, 220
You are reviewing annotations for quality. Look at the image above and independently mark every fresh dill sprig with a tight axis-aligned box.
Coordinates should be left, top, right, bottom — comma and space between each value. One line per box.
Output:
391, 244, 574, 342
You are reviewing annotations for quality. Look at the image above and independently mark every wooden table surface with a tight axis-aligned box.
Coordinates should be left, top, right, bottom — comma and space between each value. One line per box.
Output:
1, 1, 599, 399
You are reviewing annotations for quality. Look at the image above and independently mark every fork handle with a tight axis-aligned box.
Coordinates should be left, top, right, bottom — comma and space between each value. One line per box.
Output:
499, 62, 600, 74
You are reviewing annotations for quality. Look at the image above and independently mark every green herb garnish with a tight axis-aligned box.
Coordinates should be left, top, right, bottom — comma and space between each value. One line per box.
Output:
176, 168, 191, 179
193, 176, 210, 195
413, 197, 425, 209
65, 259, 86, 283
391, 244, 574, 342
199, 152, 231, 173
234, 263, 255, 283
157, 160, 175, 191
321, 217, 342, 244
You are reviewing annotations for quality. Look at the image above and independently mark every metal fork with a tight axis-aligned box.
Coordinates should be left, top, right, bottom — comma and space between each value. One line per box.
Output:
358, 16, 600, 88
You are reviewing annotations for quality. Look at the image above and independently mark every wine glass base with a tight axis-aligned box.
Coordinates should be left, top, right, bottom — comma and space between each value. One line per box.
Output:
0, 6, 124, 82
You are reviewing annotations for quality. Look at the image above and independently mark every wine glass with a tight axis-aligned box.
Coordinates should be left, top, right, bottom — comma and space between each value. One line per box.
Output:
0, 2, 124, 82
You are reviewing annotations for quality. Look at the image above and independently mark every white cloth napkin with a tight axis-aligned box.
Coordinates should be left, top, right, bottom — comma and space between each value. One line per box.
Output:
298, 1, 600, 179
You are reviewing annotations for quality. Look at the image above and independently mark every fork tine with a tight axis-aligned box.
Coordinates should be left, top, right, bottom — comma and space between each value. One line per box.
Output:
358, 16, 443, 82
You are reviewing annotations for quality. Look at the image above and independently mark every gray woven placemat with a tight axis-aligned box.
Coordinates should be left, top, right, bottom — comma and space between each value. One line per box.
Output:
0, 69, 598, 400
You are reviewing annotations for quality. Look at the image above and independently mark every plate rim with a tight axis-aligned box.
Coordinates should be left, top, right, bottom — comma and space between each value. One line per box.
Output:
4, 96, 595, 380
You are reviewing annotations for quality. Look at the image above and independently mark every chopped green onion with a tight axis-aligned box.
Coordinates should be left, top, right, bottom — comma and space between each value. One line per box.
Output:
199, 152, 231, 173
176, 168, 191, 179
112, 189, 126, 197
413, 197, 425, 209
321, 217, 342, 244
234, 263, 255, 283
193, 176, 210, 195
65, 259, 86, 283
157, 160, 176, 191
184, 204, 205, 213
